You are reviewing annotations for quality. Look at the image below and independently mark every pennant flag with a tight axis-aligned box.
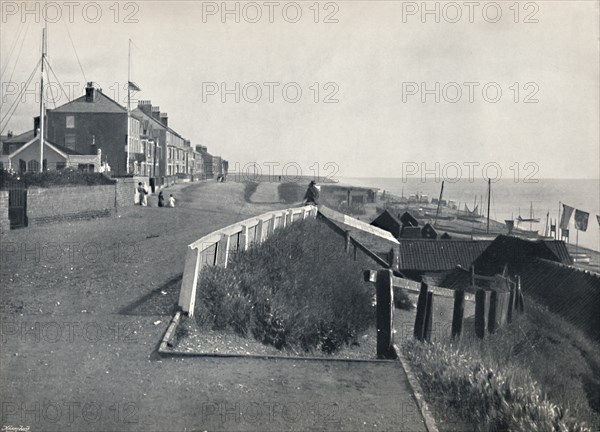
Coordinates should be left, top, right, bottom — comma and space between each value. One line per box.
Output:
560, 204, 574, 230
597, 215, 600, 228
128, 81, 141, 91
574, 209, 589, 232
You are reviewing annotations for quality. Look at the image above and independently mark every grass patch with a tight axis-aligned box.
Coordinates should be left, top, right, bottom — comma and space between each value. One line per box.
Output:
403, 300, 600, 431
243, 182, 259, 203
194, 218, 376, 354
277, 182, 305, 204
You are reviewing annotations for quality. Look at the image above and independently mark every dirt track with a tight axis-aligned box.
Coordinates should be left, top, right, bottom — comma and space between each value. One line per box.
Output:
0, 180, 427, 431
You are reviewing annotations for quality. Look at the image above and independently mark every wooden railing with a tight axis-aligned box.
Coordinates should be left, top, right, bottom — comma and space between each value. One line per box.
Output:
364, 269, 526, 358
178, 205, 318, 315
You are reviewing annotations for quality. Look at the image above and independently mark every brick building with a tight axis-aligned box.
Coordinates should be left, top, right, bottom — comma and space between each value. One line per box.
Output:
45, 82, 141, 176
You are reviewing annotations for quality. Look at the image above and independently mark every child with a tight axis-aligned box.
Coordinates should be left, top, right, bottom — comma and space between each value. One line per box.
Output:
167, 194, 176, 208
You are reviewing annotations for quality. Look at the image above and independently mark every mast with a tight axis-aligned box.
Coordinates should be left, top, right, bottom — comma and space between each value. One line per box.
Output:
126, 38, 131, 174
39, 27, 46, 172
433, 180, 444, 227
486, 178, 491, 234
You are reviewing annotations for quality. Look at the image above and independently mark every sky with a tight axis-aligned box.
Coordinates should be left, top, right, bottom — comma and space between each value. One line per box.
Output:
1, 0, 599, 180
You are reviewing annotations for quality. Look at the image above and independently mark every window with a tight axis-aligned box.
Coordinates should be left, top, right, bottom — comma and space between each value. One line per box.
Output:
66, 116, 75, 128
65, 134, 76, 150
27, 159, 40, 172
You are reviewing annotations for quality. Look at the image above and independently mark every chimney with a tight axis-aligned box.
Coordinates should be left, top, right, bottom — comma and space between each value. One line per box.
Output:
34, 116, 40, 136
160, 113, 168, 127
137, 100, 153, 117
85, 82, 98, 102
151, 106, 160, 121
7, 130, 13, 138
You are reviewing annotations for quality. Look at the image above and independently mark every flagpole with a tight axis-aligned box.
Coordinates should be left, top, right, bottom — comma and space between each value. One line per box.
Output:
126, 38, 131, 175
557, 201, 561, 240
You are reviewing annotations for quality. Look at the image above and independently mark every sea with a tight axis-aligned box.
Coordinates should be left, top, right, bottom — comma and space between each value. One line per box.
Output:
338, 177, 600, 252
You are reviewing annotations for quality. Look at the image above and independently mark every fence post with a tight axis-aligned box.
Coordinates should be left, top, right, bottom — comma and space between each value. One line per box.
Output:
507, 283, 515, 323
388, 248, 396, 269
287, 209, 294, 225
517, 276, 525, 312
240, 225, 249, 251
270, 214, 277, 234
256, 219, 264, 244
280, 211, 288, 229
302, 208, 308, 220
475, 289, 487, 339
376, 269, 396, 359
424, 292, 434, 342
178, 246, 202, 316
488, 290, 498, 334
216, 234, 231, 267
344, 230, 351, 253
451, 289, 465, 340
414, 282, 428, 341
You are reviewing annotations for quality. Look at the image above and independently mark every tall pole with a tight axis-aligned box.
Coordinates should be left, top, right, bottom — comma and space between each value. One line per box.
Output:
486, 178, 491, 234
558, 201, 562, 240
434, 180, 444, 227
126, 38, 131, 174
39, 27, 46, 172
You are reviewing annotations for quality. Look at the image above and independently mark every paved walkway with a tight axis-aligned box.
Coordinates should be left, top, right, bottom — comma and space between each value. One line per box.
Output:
0, 181, 427, 431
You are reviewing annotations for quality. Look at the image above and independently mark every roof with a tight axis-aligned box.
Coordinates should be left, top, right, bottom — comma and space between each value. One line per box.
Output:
4, 129, 35, 144
519, 259, 600, 341
371, 210, 402, 238
8, 136, 84, 158
50, 90, 126, 114
398, 239, 492, 272
472, 235, 573, 275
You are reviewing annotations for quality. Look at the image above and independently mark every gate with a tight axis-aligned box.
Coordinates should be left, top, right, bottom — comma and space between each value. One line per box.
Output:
6, 179, 28, 229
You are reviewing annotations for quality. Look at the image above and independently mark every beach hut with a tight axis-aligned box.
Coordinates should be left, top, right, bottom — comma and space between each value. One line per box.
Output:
370, 210, 402, 238
421, 223, 438, 239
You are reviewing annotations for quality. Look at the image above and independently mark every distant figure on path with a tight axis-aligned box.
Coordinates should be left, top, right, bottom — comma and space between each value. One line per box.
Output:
158, 191, 165, 207
137, 182, 148, 206
304, 181, 319, 205
167, 194, 176, 208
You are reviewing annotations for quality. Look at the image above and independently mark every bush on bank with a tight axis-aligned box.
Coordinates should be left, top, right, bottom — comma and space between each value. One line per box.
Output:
403, 303, 599, 431
194, 218, 376, 353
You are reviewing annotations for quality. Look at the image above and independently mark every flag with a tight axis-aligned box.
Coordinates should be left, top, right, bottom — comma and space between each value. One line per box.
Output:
128, 81, 141, 91
574, 209, 589, 231
560, 204, 574, 230
505, 219, 514, 234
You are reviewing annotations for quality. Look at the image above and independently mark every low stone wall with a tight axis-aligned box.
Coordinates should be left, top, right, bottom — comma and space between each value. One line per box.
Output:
27, 185, 116, 226
0, 191, 9, 233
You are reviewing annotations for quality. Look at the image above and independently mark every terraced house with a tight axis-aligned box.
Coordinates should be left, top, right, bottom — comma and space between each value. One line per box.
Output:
45, 82, 142, 176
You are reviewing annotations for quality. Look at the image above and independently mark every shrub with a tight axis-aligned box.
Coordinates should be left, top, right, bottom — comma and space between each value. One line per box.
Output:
194, 218, 376, 353
0, 168, 114, 189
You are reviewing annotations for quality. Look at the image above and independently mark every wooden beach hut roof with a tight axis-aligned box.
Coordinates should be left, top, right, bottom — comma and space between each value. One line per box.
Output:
397, 239, 492, 273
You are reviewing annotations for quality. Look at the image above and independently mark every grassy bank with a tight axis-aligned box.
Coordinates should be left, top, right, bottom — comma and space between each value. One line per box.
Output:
194, 218, 376, 353
403, 300, 600, 431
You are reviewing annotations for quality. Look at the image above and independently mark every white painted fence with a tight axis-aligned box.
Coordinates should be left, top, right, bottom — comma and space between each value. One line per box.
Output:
178, 205, 318, 315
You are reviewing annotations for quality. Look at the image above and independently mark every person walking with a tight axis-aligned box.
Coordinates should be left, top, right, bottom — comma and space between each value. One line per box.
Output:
167, 194, 176, 208
158, 191, 165, 207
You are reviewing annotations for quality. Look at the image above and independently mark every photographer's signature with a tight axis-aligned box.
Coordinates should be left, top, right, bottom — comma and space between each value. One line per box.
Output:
2, 426, 30, 432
